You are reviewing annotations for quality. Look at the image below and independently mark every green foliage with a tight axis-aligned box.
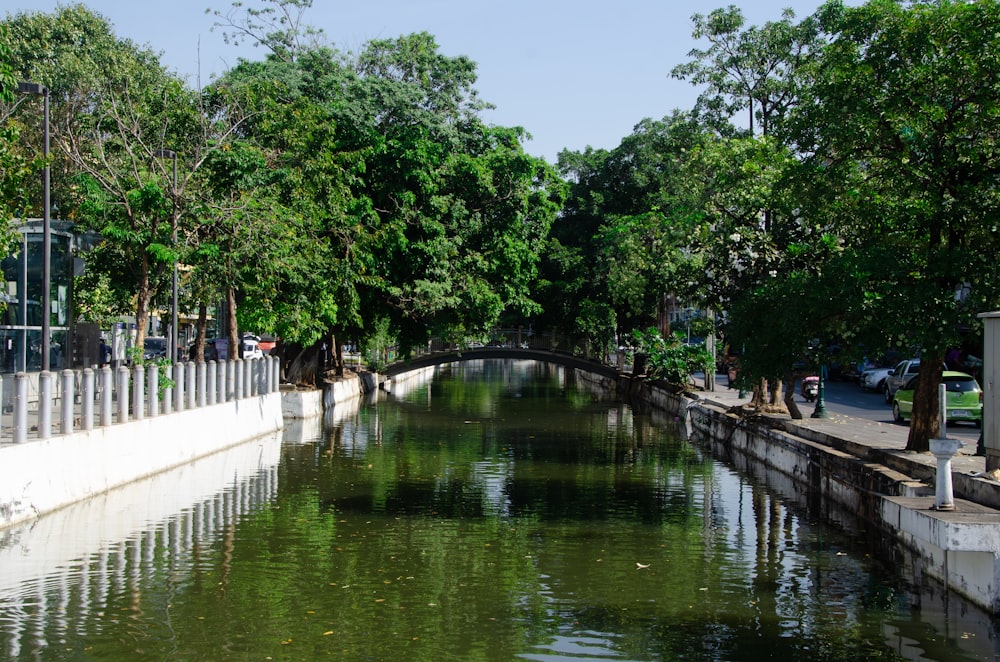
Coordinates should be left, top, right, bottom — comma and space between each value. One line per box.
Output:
150, 356, 176, 400
631, 327, 712, 387
363, 317, 394, 373
671, 5, 822, 138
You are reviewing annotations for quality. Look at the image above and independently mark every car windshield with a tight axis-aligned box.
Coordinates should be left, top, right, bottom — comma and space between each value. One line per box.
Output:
144, 338, 166, 350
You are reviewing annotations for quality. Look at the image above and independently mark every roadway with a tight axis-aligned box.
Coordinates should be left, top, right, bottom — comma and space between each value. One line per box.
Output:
766, 374, 983, 445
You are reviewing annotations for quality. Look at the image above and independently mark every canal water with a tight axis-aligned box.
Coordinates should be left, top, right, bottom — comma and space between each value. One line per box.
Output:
0, 359, 997, 660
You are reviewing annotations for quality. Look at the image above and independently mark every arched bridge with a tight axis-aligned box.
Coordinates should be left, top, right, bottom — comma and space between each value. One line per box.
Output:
383, 346, 621, 379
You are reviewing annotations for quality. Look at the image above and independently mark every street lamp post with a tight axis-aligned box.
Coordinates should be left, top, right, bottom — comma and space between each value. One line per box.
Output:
153, 148, 178, 364
18, 82, 51, 372
812, 363, 830, 419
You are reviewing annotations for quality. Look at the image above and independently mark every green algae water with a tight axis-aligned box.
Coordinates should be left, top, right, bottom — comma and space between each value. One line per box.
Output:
0, 359, 997, 660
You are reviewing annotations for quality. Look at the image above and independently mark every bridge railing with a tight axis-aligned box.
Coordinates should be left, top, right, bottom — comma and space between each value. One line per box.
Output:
384, 330, 633, 374
0, 356, 280, 444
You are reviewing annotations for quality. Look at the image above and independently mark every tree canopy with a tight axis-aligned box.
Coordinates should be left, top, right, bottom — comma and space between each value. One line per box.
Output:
2, 0, 998, 451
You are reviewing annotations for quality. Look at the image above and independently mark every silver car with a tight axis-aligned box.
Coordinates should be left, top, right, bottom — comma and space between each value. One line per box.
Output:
883, 358, 921, 403
859, 367, 891, 391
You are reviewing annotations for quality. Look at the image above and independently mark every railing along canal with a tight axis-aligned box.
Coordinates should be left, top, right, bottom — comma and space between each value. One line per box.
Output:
0, 356, 280, 445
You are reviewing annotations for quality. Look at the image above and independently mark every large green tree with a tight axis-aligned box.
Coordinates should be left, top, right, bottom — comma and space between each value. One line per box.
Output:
1, 5, 222, 353
210, 1, 564, 376
336, 32, 563, 354
547, 113, 710, 353
672, 5, 822, 139
0, 25, 32, 252
798, 0, 1000, 449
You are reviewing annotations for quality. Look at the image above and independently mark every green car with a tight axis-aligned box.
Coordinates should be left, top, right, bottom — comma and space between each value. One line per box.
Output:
891, 370, 983, 427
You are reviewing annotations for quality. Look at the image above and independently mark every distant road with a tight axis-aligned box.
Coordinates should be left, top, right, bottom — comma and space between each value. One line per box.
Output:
794, 376, 981, 444
713, 372, 980, 444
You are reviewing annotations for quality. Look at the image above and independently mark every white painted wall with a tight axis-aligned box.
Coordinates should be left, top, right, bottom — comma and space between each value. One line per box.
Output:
0, 392, 283, 529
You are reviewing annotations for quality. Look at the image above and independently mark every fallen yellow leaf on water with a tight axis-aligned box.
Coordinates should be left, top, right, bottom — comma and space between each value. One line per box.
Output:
323, 631, 334, 636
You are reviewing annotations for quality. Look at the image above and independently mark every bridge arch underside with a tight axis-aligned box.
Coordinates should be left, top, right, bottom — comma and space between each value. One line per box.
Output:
383, 348, 620, 380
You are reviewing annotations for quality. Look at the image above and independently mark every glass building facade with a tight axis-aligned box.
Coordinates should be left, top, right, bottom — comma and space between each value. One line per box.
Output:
0, 220, 75, 373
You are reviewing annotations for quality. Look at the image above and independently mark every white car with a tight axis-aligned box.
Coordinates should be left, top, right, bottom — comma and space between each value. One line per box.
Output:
242, 337, 264, 360
859, 367, 891, 391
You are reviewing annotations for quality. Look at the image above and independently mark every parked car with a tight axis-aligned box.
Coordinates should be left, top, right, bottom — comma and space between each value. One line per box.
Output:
891, 371, 982, 427
242, 336, 264, 360
859, 367, 892, 391
143, 337, 168, 361
883, 358, 922, 403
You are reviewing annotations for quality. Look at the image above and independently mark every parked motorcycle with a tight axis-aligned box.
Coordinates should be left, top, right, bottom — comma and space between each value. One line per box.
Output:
801, 375, 820, 402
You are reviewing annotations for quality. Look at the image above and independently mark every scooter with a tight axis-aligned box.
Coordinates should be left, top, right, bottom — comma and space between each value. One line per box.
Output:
801, 375, 820, 402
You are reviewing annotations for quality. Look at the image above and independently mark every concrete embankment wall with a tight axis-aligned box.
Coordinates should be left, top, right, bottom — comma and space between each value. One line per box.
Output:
0, 392, 283, 530
281, 374, 366, 419
0, 371, 368, 532
583, 370, 1000, 615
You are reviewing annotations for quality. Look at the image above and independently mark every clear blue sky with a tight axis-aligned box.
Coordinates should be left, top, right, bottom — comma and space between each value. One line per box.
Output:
19, 1, 836, 162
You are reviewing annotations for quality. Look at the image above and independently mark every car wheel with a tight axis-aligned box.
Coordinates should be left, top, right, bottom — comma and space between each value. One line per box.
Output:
892, 402, 903, 423
877, 378, 886, 391
884, 385, 893, 404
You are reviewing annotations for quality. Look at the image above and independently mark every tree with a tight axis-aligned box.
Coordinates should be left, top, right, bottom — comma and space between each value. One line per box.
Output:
1, 5, 232, 354
209, 3, 564, 377
672, 5, 822, 139
338, 32, 563, 354
0, 25, 33, 253
799, 0, 1000, 450
547, 113, 711, 350
210, 0, 324, 64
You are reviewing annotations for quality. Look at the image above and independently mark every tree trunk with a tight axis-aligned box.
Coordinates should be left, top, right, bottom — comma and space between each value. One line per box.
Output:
658, 292, 673, 339
906, 354, 945, 452
333, 333, 345, 377
193, 301, 208, 362
283, 341, 319, 386
133, 254, 152, 360
783, 372, 802, 419
769, 378, 788, 414
226, 286, 239, 360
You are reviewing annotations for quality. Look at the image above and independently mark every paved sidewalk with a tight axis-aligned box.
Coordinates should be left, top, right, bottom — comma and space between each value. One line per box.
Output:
689, 374, 990, 492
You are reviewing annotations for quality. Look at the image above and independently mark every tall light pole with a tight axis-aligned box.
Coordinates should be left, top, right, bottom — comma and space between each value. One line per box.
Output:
153, 148, 178, 364
18, 82, 51, 372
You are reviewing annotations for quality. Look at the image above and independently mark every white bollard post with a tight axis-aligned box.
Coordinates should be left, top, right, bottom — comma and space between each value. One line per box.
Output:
225, 360, 234, 402
187, 361, 197, 410
174, 363, 185, 412
147, 364, 159, 418
82, 368, 94, 430
61, 369, 75, 433
235, 359, 244, 400
13, 372, 27, 443
133, 364, 145, 421
101, 366, 113, 427
117, 366, 129, 424
930, 437, 963, 511
929, 382, 963, 511
38, 370, 52, 439
207, 361, 217, 405
197, 361, 206, 408
242, 358, 252, 398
